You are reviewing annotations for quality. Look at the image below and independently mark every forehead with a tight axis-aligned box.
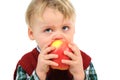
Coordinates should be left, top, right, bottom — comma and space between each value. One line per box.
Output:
42, 8, 64, 24
32, 8, 75, 27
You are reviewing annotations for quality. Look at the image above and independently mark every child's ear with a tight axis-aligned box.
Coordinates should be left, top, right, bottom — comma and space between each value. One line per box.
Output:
28, 27, 34, 40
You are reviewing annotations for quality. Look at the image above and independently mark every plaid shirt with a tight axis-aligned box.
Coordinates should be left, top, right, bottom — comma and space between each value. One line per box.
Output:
15, 62, 97, 80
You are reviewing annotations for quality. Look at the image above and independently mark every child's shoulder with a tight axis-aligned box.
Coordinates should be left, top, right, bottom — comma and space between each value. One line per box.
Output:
19, 48, 39, 64
80, 50, 91, 70
16, 48, 39, 75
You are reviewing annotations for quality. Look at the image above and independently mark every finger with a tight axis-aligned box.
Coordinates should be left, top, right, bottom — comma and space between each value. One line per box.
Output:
41, 46, 55, 55
68, 43, 80, 56
45, 60, 58, 66
61, 59, 73, 65
64, 51, 76, 60
44, 54, 58, 60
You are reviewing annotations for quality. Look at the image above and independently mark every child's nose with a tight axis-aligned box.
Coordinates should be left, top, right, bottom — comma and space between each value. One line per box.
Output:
52, 32, 65, 40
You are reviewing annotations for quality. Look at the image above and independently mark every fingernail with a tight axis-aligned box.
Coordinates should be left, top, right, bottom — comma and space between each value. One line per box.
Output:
56, 63, 58, 66
68, 44, 72, 47
55, 55, 58, 58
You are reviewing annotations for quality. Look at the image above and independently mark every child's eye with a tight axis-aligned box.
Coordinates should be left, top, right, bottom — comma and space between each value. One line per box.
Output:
62, 26, 69, 31
44, 28, 53, 33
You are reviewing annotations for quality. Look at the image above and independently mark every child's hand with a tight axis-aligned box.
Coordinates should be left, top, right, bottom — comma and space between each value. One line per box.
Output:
36, 44, 58, 79
62, 42, 85, 80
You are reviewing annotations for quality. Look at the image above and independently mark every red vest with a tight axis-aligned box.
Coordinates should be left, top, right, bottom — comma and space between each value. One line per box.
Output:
14, 48, 91, 80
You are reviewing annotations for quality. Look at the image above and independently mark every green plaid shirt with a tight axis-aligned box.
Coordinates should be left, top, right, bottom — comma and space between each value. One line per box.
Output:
16, 62, 97, 80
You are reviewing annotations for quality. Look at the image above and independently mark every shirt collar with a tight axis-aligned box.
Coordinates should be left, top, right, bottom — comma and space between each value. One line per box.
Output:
36, 45, 40, 52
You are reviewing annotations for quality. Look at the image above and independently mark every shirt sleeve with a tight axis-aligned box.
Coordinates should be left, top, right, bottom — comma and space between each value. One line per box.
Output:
84, 62, 98, 80
15, 65, 40, 80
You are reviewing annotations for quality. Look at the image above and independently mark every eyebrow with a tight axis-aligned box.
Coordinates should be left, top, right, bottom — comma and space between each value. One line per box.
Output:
39, 20, 73, 29
40, 25, 55, 30
63, 22, 73, 26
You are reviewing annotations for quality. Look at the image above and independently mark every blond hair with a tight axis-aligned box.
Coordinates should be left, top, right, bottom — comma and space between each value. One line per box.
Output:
26, 0, 76, 26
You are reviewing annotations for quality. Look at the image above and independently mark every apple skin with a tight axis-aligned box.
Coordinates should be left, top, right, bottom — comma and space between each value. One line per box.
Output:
50, 40, 72, 70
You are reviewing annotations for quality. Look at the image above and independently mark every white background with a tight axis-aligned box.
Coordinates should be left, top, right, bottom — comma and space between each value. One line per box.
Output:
0, 0, 120, 80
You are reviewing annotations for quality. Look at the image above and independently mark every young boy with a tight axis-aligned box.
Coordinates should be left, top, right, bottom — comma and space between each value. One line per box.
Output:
14, 0, 97, 80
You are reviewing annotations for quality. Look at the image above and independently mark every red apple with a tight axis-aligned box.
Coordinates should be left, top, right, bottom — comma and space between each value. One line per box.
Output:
50, 40, 72, 70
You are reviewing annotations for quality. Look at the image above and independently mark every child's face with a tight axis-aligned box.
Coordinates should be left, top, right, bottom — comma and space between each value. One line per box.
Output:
28, 7, 75, 49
